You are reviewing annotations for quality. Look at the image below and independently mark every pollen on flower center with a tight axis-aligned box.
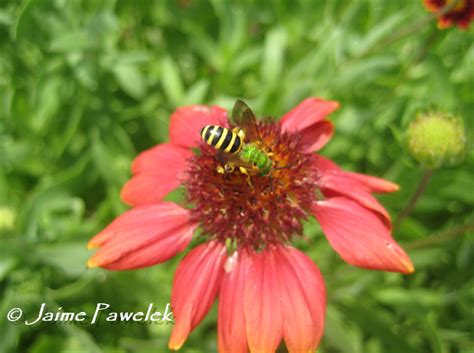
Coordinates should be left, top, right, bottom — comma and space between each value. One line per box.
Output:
184, 121, 319, 250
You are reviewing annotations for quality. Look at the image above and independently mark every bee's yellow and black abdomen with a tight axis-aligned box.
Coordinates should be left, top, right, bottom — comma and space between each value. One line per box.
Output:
200, 125, 241, 154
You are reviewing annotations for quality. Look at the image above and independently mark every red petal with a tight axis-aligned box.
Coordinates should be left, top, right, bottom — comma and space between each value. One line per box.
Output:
98, 225, 194, 270
169, 105, 228, 148
276, 246, 326, 353
314, 154, 339, 172
131, 143, 193, 175
320, 173, 392, 227
312, 198, 414, 274
299, 121, 334, 152
121, 175, 177, 207
280, 98, 339, 133
87, 202, 191, 247
423, 0, 438, 12
218, 251, 253, 353
244, 248, 283, 353
315, 155, 399, 194
169, 241, 226, 350
87, 203, 196, 270
343, 172, 399, 193
121, 144, 193, 207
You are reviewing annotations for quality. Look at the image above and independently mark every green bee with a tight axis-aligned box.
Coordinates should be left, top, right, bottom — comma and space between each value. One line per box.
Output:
200, 100, 274, 178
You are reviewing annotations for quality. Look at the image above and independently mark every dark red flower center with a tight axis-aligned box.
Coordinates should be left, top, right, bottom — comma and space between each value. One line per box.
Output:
424, 0, 474, 28
184, 121, 320, 250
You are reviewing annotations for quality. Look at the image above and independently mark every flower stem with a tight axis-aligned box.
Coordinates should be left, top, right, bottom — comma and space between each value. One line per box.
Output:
405, 223, 474, 250
394, 169, 433, 230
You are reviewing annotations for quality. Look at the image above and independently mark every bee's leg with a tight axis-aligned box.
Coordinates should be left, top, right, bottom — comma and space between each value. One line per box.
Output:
216, 165, 225, 174
239, 166, 252, 186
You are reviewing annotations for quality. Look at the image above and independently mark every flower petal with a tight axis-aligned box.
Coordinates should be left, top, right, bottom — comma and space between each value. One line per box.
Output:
87, 202, 191, 248
169, 105, 228, 148
95, 226, 194, 270
276, 246, 326, 353
87, 203, 196, 270
131, 143, 193, 175
314, 154, 339, 171
315, 155, 399, 193
121, 144, 193, 206
343, 172, 399, 193
312, 197, 414, 274
280, 97, 339, 133
169, 241, 226, 350
299, 121, 334, 152
121, 175, 177, 207
319, 172, 392, 227
218, 251, 252, 353
244, 248, 283, 353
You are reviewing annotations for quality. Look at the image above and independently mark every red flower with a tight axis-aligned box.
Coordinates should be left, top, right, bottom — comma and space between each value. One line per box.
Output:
424, 0, 474, 29
87, 98, 413, 352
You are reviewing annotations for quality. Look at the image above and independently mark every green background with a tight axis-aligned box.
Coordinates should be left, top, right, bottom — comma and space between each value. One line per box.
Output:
1, 0, 473, 352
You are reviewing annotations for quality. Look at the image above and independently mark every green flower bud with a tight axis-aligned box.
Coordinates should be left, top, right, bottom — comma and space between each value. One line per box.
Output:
407, 112, 466, 169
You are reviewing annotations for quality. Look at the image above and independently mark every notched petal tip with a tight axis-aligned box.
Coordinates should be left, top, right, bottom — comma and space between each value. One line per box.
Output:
86, 203, 196, 270
86, 257, 98, 268
168, 338, 185, 351
87, 240, 98, 249
86, 251, 112, 269
87, 227, 112, 249
401, 258, 415, 274
379, 179, 400, 192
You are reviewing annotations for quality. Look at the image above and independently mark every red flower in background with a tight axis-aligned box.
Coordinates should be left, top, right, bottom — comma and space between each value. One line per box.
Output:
87, 98, 414, 353
424, 0, 474, 29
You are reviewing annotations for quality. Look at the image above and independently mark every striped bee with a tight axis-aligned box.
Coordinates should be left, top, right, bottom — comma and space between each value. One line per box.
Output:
200, 100, 277, 179
200, 125, 243, 154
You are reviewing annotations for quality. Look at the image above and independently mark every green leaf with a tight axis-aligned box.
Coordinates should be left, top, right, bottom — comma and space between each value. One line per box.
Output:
183, 79, 210, 105
160, 56, 184, 106
261, 27, 287, 88
36, 242, 90, 277
113, 65, 146, 99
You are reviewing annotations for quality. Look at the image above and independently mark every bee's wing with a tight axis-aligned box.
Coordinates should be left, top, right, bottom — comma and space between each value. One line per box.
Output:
215, 149, 235, 165
230, 100, 263, 144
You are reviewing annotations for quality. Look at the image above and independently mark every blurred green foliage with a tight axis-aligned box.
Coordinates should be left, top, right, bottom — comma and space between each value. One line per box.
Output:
1, 0, 473, 352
